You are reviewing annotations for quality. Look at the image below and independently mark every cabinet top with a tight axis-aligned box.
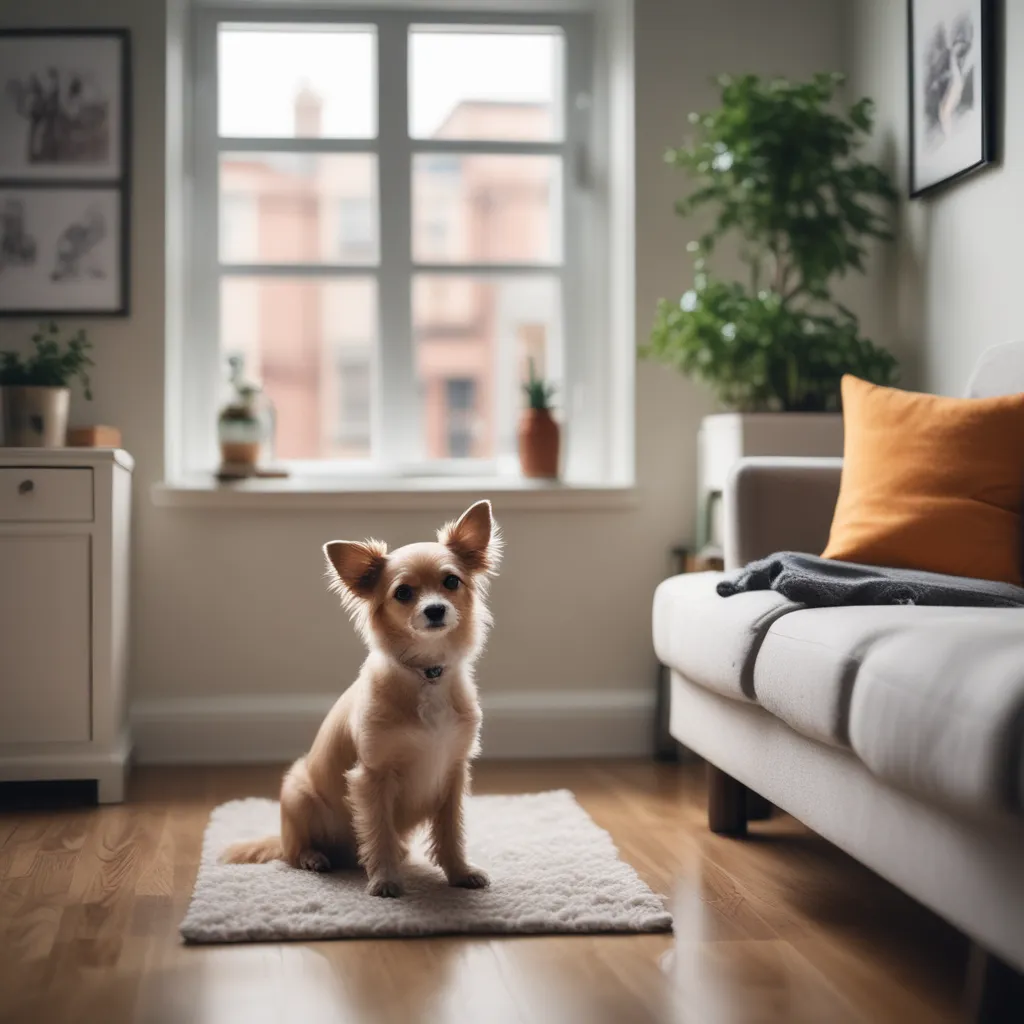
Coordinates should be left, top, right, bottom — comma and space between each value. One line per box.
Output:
0, 447, 134, 472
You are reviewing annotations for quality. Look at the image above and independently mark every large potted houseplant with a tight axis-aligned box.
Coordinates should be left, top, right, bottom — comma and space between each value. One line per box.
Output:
0, 322, 93, 447
644, 73, 899, 506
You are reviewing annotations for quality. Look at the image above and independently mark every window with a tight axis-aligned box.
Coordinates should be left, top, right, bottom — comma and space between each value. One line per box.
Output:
336, 354, 372, 452
219, 192, 258, 263
337, 197, 375, 260
188, 8, 618, 480
444, 378, 477, 458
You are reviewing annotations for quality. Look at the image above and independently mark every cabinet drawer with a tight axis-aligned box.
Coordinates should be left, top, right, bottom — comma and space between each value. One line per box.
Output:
0, 468, 94, 522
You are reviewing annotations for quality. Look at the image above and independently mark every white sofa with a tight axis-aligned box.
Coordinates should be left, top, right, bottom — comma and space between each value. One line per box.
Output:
653, 349, 1024, 1012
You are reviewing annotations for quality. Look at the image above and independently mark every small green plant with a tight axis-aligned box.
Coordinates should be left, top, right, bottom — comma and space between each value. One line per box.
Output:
643, 72, 899, 412
522, 358, 556, 411
219, 354, 261, 424
0, 321, 94, 399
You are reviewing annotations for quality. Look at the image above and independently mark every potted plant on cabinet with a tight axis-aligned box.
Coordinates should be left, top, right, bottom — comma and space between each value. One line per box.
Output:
0, 322, 93, 447
518, 358, 559, 479
644, 73, 899, 494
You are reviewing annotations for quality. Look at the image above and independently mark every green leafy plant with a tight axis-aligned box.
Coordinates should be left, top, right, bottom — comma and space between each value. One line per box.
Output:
644, 72, 899, 412
219, 354, 261, 424
522, 358, 556, 412
0, 321, 94, 399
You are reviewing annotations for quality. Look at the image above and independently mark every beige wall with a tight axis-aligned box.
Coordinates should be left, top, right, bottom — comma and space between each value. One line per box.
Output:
0, 0, 847, 757
847, 0, 1022, 396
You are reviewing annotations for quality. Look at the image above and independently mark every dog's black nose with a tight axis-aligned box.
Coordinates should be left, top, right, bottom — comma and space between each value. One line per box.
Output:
424, 603, 446, 623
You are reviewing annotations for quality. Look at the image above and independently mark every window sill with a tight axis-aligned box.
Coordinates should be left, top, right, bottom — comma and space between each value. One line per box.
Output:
151, 475, 639, 512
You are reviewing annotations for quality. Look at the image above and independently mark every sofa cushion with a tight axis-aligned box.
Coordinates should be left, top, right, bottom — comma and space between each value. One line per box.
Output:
653, 572, 797, 701
754, 606, 997, 749
850, 612, 1024, 818
822, 375, 1024, 586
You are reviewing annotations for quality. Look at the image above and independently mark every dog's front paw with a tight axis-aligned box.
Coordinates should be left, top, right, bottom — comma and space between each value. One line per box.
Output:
449, 866, 490, 889
367, 877, 404, 898
297, 849, 331, 873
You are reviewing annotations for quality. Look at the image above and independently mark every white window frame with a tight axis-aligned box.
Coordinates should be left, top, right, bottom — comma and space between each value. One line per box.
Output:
184, 4, 626, 486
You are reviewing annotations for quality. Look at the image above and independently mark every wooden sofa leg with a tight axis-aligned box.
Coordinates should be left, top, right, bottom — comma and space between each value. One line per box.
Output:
963, 944, 1024, 1023
707, 764, 747, 836
746, 790, 773, 820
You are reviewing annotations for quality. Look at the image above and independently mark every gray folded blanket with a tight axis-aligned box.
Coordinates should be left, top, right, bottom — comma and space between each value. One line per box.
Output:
716, 551, 1024, 608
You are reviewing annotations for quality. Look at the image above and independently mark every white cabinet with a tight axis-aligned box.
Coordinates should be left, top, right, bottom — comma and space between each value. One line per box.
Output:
0, 449, 133, 802
0, 536, 92, 744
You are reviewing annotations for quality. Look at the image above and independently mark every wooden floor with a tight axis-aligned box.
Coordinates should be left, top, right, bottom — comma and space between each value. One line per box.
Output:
0, 761, 969, 1024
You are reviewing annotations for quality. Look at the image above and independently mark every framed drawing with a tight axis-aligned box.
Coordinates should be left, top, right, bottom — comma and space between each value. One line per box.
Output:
0, 29, 130, 316
0, 29, 128, 182
0, 188, 126, 315
908, 0, 995, 198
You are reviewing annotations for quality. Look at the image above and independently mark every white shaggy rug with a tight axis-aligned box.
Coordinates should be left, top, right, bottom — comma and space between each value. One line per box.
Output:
180, 790, 672, 943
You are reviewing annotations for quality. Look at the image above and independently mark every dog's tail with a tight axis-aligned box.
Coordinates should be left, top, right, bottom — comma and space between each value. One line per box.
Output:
220, 835, 284, 864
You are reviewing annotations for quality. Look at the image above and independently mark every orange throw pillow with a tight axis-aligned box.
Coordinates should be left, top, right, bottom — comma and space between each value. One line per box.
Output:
822, 375, 1024, 585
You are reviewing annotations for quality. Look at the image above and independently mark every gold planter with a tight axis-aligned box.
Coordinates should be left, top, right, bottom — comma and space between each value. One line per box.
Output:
1, 386, 71, 447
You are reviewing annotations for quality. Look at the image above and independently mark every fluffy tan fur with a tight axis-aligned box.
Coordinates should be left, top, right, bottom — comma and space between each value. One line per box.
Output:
222, 500, 501, 898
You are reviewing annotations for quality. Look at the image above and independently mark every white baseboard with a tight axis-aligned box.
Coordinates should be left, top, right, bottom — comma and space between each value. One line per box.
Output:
130, 689, 656, 765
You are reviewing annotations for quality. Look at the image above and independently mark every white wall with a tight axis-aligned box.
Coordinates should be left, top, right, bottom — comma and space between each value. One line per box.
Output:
0, 0, 847, 761
847, 0, 1022, 396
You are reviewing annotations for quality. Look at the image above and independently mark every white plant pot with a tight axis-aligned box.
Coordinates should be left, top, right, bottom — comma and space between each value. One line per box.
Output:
699, 412, 844, 492
697, 412, 844, 550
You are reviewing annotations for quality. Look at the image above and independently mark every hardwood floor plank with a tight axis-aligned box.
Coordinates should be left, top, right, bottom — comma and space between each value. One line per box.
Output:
0, 762, 972, 1024
4, 823, 49, 879
668, 938, 865, 1024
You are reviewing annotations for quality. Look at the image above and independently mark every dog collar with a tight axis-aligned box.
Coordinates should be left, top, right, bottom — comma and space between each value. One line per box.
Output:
423, 665, 444, 681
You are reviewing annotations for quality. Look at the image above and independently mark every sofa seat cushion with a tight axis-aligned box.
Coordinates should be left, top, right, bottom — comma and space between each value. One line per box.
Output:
850, 612, 1024, 819
753, 606, 991, 749
653, 572, 797, 701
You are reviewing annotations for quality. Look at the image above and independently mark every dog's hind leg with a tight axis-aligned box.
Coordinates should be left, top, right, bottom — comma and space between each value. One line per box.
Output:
280, 758, 335, 872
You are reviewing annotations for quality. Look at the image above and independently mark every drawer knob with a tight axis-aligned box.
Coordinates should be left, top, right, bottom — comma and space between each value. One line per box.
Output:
18, 479, 34, 495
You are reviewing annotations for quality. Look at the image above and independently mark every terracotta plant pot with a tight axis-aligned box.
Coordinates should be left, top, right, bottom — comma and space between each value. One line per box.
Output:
518, 408, 560, 479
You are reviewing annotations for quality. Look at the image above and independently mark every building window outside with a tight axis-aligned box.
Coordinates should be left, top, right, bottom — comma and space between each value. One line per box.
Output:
445, 377, 477, 458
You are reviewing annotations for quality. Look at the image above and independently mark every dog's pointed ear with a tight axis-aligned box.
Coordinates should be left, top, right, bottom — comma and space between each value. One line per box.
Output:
323, 539, 388, 598
439, 500, 502, 574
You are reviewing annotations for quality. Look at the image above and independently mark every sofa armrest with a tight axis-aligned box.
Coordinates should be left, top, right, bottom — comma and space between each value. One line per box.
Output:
723, 457, 843, 570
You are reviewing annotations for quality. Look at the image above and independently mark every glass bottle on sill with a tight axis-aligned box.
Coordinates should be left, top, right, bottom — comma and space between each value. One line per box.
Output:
217, 354, 276, 473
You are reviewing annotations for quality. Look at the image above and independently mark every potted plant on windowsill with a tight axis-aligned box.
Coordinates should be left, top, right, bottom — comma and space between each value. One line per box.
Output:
643, 73, 899, 477
518, 359, 559, 479
0, 322, 93, 447
216, 354, 276, 477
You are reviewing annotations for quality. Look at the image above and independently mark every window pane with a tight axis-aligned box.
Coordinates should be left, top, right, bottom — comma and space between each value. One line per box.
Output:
219, 26, 375, 138
413, 276, 560, 460
221, 277, 376, 460
412, 154, 560, 264
409, 29, 563, 141
220, 154, 378, 264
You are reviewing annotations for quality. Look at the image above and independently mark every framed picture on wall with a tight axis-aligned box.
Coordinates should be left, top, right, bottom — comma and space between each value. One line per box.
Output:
0, 29, 130, 316
908, 0, 996, 198
0, 29, 129, 181
0, 187, 126, 315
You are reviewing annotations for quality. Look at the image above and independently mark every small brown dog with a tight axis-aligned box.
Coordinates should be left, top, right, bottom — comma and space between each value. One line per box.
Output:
222, 500, 500, 898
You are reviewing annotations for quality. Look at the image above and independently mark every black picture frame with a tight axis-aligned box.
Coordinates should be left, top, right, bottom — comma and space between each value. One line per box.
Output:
0, 28, 131, 317
908, 0, 996, 199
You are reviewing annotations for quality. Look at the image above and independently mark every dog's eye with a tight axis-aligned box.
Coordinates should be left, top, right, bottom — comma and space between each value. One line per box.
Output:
393, 584, 414, 603
443, 574, 460, 591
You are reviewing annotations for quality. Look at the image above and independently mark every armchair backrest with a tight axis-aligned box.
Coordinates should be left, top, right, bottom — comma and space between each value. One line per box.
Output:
966, 342, 1024, 399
